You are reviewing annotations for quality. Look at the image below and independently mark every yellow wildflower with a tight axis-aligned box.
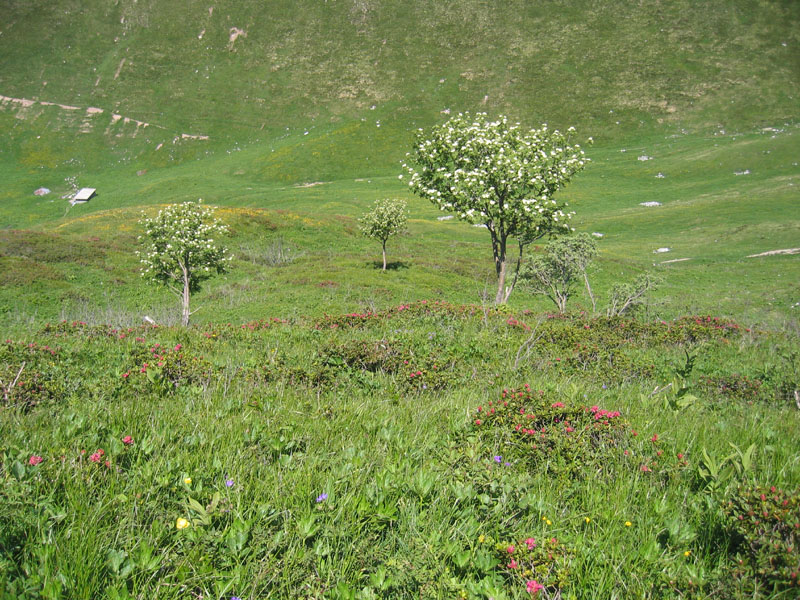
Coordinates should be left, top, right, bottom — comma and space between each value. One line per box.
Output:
184, 477, 192, 485
176, 518, 190, 530
625, 521, 632, 527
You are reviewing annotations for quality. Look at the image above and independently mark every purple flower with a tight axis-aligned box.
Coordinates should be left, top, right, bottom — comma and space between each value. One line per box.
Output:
225, 478, 235, 488
316, 493, 328, 503
494, 455, 502, 463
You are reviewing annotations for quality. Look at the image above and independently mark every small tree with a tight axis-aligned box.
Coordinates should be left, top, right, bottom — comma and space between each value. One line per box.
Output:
606, 272, 662, 317
138, 201, 232, 326
359, 198, 408, 270
519, 233, 598, 313
403, 112, 589, 303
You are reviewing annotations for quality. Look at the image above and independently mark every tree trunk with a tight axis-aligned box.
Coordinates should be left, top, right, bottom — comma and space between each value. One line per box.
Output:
495, 258, 508, 304
492, 231, 513, 304
583, 270, 597, 314
382, 240, 387, 271
181, 262, 191, 327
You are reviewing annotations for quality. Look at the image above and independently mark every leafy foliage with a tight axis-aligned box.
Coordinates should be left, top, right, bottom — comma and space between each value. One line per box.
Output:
723, 485, 800, 596
519, 233, 598, 313
606, 272, 662, 317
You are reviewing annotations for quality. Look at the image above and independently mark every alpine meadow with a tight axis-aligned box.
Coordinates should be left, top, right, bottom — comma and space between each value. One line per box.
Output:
1, 1, 799, 599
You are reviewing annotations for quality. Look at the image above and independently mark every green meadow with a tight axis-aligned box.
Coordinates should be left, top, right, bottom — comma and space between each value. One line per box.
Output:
1, 1, 799, 598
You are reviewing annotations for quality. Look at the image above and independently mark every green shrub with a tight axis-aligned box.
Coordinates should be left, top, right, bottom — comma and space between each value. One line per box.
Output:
723, 485, 800, 596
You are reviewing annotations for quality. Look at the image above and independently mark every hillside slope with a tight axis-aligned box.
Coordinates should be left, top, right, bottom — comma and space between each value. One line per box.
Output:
1, 0, 798, 177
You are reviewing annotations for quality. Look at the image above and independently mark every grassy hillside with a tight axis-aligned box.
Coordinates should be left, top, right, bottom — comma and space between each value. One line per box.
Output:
1, 124, 797, 329
1, 3, 800, 599
1, 0, 798, 178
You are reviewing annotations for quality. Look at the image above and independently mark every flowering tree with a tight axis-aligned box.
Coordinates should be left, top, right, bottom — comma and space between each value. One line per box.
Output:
359, 198, 408, 270
138, 201, 232, 326
403, 112, 589, 303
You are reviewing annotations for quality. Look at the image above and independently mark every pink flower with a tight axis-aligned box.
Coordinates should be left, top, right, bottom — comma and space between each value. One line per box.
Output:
650, 434, 658, 443
122, 435, 134, 445
526, 580, 544, 595
507, 545, 515, 554
28, 455, 43, 466
551, 402, 565, 408
640, 464, 651, 472
90, 452, 102, 463
524, 537, 537, 550
508, 559, 518, 569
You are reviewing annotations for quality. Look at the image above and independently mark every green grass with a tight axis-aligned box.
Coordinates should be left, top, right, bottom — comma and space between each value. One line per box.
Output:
1, 124, 797, 327
1, 310, 799, 598
1, 1, 799, 598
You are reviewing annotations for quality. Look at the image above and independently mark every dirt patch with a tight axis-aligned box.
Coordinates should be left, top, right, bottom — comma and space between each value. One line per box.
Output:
295, 181, 327, 188
746, 248, 800, 258
660, 258, 691, 264
228, 28, 247, 51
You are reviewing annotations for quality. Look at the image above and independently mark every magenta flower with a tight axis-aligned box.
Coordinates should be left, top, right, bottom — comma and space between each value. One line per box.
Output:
526, 580, 544, 595
28, 455, 43, 466
122, 435, 134, 445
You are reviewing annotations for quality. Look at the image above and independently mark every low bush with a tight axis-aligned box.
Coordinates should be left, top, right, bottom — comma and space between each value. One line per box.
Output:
723, 485, 800, 597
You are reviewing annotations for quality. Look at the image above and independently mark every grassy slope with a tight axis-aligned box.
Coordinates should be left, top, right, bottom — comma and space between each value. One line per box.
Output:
1, 125, 797, 328
1, 3, 800, 599
1, 0, 798, 328
1, 0, 799, 174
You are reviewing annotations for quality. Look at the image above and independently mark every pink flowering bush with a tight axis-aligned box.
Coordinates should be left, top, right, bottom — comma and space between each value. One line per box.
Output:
474, 386, 633, 477
0, 339, 62, 409
491, 535, 573, 596
123, 343, 213, 392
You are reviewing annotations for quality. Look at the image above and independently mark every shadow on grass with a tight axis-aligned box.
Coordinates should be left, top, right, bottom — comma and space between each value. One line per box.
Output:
367, 260, 411, 271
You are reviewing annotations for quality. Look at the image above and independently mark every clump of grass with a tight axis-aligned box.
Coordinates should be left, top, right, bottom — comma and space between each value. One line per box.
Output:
238, 237, 303, 266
